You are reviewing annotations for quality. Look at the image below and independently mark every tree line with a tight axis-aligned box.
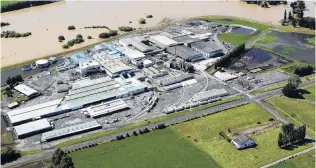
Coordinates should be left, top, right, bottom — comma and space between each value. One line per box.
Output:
98, 30, 118, 39
1, 31, 31, 38
278, 123, 306, 149
62, 34, 84, 49
282, 75, 301, 98
1, 22, 10, 27
214, 43, 246, 69
118, 26, 134, 32
84, 25, 109, 29
1, 1, 58, 13
294, 65, 314, 77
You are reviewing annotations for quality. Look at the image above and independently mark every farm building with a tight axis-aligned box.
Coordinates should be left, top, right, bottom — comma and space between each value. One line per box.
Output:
92, 53, 133, 77
14, 119, 52, 139
191, 40, 224, 58
166, 45, 204, 62
86, 99, 129, 118
7, 99, 63, 126
192, 88, 228, 102
14, 84, 39, 98
231, 134, 256, 150
41, 120, 102, 142
149, 35, 178, 48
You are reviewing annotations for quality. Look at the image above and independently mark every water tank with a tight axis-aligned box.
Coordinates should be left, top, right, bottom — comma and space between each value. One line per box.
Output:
36, 59, 49, 68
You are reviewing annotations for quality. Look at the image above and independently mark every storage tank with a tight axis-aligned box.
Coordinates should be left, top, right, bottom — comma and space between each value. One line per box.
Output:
36, 59, 49, 68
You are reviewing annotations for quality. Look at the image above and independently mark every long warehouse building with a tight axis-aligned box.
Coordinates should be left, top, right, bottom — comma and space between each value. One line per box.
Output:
41, 120, 102, 142
192, 88, 228, 102
7, 99, 63, 126
86, 99, 129, 118
14, 119, 52, 139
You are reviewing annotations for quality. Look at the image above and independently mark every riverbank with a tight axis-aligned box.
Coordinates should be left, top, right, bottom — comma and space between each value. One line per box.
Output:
1, 1, 315, 70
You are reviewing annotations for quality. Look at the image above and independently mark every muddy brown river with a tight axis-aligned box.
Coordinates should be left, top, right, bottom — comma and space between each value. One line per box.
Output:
1, 1, 312, 68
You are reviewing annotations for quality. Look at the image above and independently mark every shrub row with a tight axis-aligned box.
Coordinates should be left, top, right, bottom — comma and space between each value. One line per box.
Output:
99, 30, 118, 39
62, 34, 84, 49
1, 22, 10, 27
1, 31, 31, 38
68, 25, 76, 30
118, 26, 134, 32
84, 25, 109, 29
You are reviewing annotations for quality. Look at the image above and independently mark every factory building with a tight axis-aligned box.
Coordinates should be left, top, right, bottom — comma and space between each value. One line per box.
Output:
41, 121, 102, 142
102, 43, 122, 55
142, 67, 167, 79
192, 88, 228, 102
7, 99, 63, 126
148, 35, 178, 49
58, 77, 146, 110
166, 45, 204, 62
172, 35, 202, 47
78, 60, 100, 75
119, 36, 154, 53
14, 119, 52, 139
191, 40, 224, 58
122, 47, 145, 65
86, 99, 129, 118
71, 53, 87, 64
14, 84, 39, 98
92, 53, 132, 77
157, 74, 193, 86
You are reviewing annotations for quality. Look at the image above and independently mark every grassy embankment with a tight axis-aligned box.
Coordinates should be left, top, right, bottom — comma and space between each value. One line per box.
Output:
0, 0, 17, 6
56, 95, 243, 148
250, 75, 315, 95
271, 150, 315, 168
173, 103, 312, 168
257, 36, 277, 44
1, 132, 14, 145
70, 128, 220, 168
305, 36, 315, 49
265, 93, 315, 137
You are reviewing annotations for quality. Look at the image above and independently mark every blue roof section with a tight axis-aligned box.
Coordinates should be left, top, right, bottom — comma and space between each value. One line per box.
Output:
102, 42, 122, 54
71, 53, 87, 63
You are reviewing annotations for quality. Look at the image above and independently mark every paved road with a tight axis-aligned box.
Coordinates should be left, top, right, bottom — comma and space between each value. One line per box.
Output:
3, 98, 249, 168
260, 146, 315, 168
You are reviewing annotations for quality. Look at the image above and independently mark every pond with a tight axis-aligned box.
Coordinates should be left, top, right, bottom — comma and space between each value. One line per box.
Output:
230, 27, 255, 35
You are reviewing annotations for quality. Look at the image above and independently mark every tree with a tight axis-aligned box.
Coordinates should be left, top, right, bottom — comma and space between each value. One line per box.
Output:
15, 75, 23, 82
76, 34, 83, 39
288, 75, 301, 87
6, 77, 12, 86
58, 35, 65, 41
87, 36, 92, 39
282, 82, 298, 98
1, 147, 21, 164
52, 148, 74, 168
298, 1, 305, 10
139, 18, 146, 24
109, 30, 118, 36
261, 1, 268, 8
288, 11, 293, 20
284, 10, 287, 21
99, 32, 110, 39
133, 131, 138, 136
52, 148, 65, 166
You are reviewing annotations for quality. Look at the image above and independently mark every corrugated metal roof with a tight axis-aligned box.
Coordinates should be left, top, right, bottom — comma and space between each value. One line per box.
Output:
166, 45, 201, 60
41, 120, 101, 141
7, 99, 63, 125
87, 99, 129, 117
191, 40, 222, 53
14, 119, 51, 137
14, 84, 38, 97
192, 89, 228, 102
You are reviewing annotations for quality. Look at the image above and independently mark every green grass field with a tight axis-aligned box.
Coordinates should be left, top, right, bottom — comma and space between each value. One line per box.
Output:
70, 128, 220, 168
257, 36, 277, 44
218, 33, 253, 45
1, 0, 17, 6
306, 37, 315, 44
265, 96, 315, 137
1, 132, 14, 145
302, 84, 315, 102
56, 95, 243, 148
281, 45, 296, 55
173, 103, 312, 168
272, 150, 315, 168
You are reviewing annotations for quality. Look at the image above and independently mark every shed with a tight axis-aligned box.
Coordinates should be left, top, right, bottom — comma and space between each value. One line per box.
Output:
231, 134, 255, 149
14, 84, 38, 98
8, 102, 19, 109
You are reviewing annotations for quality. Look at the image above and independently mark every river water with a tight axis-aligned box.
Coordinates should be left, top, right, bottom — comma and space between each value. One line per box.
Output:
1, 1, 312, 68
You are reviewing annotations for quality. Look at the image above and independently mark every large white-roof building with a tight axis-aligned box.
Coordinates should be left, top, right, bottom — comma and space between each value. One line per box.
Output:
78, 60, 100, 75
14, 119, 52, 138
123, 48, 146, 63
7, 99, 63, 125
149, 35, 178, 48
14, 84, 38, 97
92, 53, 132, 77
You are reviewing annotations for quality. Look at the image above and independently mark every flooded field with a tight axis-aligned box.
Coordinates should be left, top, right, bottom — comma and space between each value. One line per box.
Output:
1, 1, 294, 68
230, 47, 284, 71
256, 30, 315, 64
230, 27, 255, 35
